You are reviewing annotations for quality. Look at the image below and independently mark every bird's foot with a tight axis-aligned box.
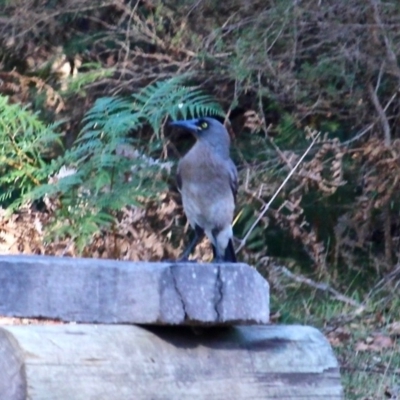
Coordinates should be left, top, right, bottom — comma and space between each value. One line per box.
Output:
160, 257, 199, 263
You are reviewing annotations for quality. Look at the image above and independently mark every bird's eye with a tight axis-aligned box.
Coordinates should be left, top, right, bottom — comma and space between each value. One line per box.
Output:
200, 121, 208, 129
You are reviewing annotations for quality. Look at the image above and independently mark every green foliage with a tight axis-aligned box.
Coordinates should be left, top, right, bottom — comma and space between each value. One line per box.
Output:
269, 283, 400, 400
131, 75, 224, 136
275, 113, 304, 147
63, 63, 115, 97
4, 0, 400, 276
27, 76, 224, 252
0, 95, 62, 209
1, 3, 400, 394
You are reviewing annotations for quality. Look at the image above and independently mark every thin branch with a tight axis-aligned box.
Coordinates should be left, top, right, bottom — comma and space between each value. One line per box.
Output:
342, 91, 397, 146
256, 72, 298, 168
341, 123, 375, 146
375, 61, 385, 92
368, 76, 394, 268
368, 82, 391, 146
370, 0, 400, 75
366, 264, 400, 302
236, 132, 320, 253
272, 264, 361, 307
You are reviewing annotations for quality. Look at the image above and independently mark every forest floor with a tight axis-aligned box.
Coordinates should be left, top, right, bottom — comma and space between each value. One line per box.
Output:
1, 210, 399, 399
1, 288, 398, 399
270, 285, 400, 400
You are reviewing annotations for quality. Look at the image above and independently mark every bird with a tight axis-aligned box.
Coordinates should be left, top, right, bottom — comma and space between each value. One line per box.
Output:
170, 117, 237, 262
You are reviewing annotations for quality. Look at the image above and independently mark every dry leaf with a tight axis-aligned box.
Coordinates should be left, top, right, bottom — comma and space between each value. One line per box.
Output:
388, 321, 400, 336
355, 341, 370, 351
355, 334, 394, 352
327, 327, 351, 347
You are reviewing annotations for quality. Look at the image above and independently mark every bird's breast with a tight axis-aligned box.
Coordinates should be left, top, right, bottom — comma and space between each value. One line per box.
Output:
178, 144, 235, 229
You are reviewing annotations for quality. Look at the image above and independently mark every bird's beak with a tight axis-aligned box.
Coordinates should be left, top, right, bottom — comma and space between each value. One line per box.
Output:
169, 119, 199, 133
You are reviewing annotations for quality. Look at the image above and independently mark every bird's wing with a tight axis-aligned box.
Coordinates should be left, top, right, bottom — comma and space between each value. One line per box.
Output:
228, 159, 238, 203
176, 162, 182, 192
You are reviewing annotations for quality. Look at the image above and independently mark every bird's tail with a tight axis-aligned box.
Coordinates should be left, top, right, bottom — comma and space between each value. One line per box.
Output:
212, 238, 237, 263
223, 239, 237, 262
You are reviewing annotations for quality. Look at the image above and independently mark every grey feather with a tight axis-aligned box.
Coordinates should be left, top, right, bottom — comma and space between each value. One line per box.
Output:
171, 117, 238, 262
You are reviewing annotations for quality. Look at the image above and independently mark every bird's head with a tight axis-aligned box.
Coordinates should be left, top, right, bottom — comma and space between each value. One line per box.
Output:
170, 117, 230, 154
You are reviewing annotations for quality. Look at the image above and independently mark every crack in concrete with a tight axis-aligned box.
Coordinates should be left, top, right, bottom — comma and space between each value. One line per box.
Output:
214, 265, 224, 321
170, 265, 188, 322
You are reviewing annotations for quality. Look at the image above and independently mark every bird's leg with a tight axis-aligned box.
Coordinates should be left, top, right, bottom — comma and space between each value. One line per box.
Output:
211, 228, 223, 263
211, 245, 223, 263
212, 245, 217, 260
178, 225, 204, 261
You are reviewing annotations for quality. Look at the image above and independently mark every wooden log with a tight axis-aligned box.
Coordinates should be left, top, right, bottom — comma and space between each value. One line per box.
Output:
0, 255, 269, 325
0, 324, 343, 400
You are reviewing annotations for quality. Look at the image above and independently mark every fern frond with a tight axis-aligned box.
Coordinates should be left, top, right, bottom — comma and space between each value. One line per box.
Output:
64, 64, 114, 97
0, 95, 62, 209
13, 76, 224, 252
132, 75, 224, 136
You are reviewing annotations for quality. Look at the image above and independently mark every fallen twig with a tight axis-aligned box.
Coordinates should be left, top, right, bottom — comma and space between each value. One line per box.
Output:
272, 264, 361, 307
366, 264, 400, 305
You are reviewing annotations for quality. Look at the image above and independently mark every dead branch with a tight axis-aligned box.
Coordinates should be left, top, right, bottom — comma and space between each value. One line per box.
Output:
237, 131, 320, 253
271, 264, 361, 307
368, 81, 391, 146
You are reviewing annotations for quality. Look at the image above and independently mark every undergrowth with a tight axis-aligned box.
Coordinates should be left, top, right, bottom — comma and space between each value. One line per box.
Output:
2, 76, 224, 252
270, 282, 400, 400
0, 2, 399, 396
0, 95, 62, 210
